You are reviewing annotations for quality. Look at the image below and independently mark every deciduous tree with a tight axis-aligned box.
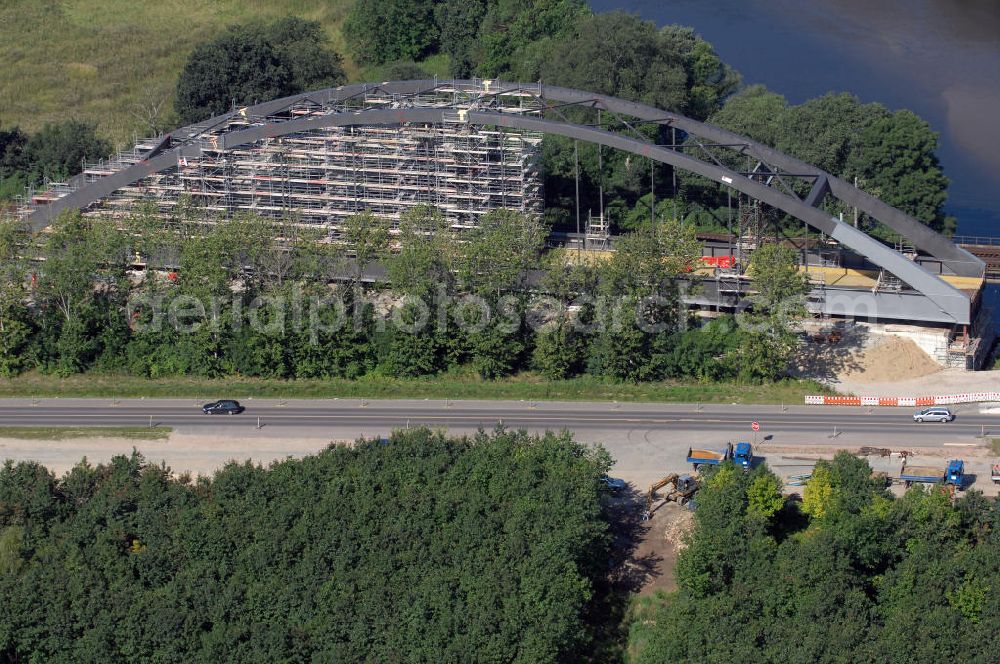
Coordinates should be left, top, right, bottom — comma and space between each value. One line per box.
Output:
23, 121, 111, 185
344, 0, 439, 65
175, 19, 345, 124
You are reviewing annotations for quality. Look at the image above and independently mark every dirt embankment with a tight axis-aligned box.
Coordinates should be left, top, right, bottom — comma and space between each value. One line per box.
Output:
839, 335, 941, 382
0, 433, 345, 478
795, 327, 955, 392
825, 332, 1000, 397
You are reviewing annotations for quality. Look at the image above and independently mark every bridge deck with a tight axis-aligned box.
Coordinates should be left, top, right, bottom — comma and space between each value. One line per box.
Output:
802, 265, 984, 293
554, 246, 986, 294
961, 244, 1000, 280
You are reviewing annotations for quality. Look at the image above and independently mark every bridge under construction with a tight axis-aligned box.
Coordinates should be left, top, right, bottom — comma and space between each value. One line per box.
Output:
17, 79, 995, 369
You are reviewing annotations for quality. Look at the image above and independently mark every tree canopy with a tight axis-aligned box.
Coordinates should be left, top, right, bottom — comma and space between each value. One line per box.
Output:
175, 18, 346, 124
705, 86, 954, 234
539, 14, 738, 120
0, 206, 800, 384
0, 121, 110, 190
0, 428, 612, 662
631, 453, 1000, 662
731, 243, 810, 383
344, 0, 440, 65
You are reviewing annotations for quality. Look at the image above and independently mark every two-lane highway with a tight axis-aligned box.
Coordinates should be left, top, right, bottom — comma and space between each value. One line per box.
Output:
0, 398, 995, 440
1, 398, 997, 485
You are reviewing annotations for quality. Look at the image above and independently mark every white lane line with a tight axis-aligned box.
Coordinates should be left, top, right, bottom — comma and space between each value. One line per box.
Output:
0, 413, 986, 428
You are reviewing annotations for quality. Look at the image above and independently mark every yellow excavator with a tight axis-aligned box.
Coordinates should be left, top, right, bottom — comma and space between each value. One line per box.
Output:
642, 473, 698, 520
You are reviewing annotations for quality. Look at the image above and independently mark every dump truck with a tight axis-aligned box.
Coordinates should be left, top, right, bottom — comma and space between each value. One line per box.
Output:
899, 464, 944, 488
733, 442, 754, 469
686, 443, 733, 470
992, 464, 1000, 485
945, 459, 965, 489
685, 442, 754, 470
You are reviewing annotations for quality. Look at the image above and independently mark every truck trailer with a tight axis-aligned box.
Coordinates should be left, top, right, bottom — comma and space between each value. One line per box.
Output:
899, 464, 944, 487
686, 443, 732, 470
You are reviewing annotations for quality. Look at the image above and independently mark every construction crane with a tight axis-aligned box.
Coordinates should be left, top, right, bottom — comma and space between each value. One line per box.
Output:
642, 473, 698, 520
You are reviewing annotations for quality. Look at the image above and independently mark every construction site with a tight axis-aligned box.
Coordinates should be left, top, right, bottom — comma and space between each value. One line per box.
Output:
44, 89, 544, 230
17, 79, 997, 370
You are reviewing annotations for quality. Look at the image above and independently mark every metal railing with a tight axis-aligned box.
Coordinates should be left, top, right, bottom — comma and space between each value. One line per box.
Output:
954, 235, 1000, 247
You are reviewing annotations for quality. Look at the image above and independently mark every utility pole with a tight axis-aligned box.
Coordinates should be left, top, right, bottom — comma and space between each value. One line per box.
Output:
853, 176, 859, 228
598, 109, 604, 220
672, 126, 678, 224
650, 157, 655, 226
574, 139, 581, 259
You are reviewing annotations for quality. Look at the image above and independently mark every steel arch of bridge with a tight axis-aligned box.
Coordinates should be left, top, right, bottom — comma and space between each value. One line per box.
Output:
24, 79, 983, 324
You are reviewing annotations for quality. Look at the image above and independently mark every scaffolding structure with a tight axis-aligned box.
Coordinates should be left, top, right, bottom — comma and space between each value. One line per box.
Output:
46, 83, 545, 231
584, 210, 609, 250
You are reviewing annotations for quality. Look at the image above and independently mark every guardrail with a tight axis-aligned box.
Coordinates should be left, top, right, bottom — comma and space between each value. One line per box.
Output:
954, 235, 1000, 247
806, 392, 1000, 407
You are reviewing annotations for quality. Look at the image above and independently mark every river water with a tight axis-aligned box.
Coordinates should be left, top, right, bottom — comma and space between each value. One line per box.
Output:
589, 0, 1000, 236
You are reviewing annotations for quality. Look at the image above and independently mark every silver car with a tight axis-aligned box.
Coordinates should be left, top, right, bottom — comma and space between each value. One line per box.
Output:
913, 407, 954, 423
600, 476, 627, 491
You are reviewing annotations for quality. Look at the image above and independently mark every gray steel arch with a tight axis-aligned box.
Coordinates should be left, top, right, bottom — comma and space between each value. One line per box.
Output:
23, 81, 979, 324
196, 79, 984, 279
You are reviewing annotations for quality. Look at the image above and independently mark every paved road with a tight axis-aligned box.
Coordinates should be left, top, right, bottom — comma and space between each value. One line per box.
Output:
0, 398, 996, 439
0, 399, 997, 488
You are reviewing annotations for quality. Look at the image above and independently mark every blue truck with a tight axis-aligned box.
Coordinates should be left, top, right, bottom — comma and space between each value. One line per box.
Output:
899, 459, 965, 489
686, 442, 754, 470
946, 459, 965, 489
733, 442, 754, 469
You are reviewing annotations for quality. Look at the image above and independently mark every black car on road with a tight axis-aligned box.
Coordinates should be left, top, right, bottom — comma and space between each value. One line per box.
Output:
202, 400, 244, 415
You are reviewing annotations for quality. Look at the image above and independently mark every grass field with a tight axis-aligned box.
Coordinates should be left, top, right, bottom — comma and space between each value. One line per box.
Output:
0, 426, 171, 440
0, 371, 832, 405
0, 0, 361, 146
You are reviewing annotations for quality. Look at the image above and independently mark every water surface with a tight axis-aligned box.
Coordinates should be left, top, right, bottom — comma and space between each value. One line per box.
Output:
590, 0, 1000, 235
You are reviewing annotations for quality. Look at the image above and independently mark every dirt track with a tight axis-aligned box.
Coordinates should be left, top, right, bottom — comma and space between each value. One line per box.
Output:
0, 432, 347, 477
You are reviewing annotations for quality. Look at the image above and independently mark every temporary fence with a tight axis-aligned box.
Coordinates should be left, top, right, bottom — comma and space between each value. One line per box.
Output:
805, 392, 1000, 407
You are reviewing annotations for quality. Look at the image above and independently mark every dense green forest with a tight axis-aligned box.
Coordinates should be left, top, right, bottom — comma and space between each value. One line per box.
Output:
629, 454, 1000, 662
5, 431, 1000, 662
0, 209, 808, 385
0, 428, 615, 662
0, 122, 111, 200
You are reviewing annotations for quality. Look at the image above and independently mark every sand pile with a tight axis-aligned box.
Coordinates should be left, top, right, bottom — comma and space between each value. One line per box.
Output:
840, 335, 941, 382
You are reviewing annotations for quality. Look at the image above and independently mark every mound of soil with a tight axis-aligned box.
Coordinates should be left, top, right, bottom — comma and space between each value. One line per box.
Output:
840, 335, 941, 382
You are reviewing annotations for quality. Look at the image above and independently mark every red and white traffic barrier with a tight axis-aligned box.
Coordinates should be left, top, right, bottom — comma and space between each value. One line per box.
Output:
806, 392, 1000, 406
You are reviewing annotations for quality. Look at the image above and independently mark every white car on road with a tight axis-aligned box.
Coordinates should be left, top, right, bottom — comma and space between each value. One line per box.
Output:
913, 407, 954, 423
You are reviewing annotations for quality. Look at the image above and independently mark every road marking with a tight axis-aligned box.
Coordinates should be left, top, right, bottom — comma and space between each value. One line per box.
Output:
0, 412, 990, 433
